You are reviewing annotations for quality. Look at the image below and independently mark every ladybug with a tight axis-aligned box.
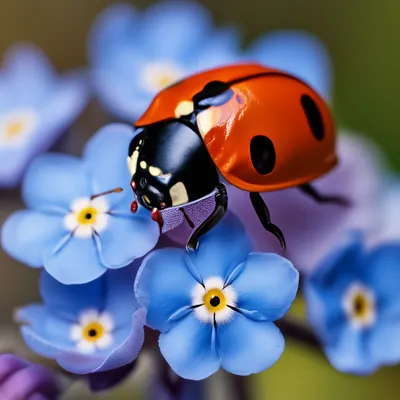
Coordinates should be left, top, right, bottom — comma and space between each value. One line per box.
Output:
128, 63, 346, 251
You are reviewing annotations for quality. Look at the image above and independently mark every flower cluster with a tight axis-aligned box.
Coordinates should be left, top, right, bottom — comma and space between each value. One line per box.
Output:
0, 1, 399, 399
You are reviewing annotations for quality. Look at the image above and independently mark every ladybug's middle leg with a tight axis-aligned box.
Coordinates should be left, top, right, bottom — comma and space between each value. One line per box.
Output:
249, 192, 286, 250
299, 183, 350, 206
186, 183, 228, 252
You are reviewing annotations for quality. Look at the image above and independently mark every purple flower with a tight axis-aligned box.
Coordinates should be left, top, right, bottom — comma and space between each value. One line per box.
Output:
0, 354, 63, 400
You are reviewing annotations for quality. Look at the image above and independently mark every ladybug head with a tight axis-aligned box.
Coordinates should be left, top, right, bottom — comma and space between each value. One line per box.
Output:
128, 119, 219, 212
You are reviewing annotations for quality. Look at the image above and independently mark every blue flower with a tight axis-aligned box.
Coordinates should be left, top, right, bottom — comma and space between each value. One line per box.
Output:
135, 214, 299, 380
304, 236, 400, 374
0, 44, 88, 187
245, 30, 332, 100
88, 1, 240, 121
1, 123, 159, 284
15, 265, 146, 374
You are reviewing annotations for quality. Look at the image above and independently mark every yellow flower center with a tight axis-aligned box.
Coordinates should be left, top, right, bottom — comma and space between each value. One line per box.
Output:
352, 292, 369, 319
157, 74, 176, 89
204, 288, 227, 313
77, 206, 98, 225
82, 322, 105, 342
4, 119, 26, 140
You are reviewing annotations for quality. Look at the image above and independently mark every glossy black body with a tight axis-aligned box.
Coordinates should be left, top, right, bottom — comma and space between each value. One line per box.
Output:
129, 120, 219, 210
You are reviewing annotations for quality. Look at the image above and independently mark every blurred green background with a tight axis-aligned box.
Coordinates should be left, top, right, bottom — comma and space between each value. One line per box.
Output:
0, 0, 399, 399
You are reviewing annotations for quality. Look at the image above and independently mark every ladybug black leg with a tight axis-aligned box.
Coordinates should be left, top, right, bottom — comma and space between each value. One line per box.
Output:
249, 192, 286, 250
299, 183, 350, 206
186, 183, 228, 252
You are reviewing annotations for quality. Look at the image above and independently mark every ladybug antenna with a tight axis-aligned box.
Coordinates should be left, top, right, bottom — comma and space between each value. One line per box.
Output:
91, 187, 123, 200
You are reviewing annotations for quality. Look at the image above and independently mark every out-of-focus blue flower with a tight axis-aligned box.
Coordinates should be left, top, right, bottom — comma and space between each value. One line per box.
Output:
0, 44, 88, 187
0, 354, 64, 400
1, 123, 159, 284
16, 265, 146, 375
304, 236, 400, 374
136, 214, 299, 380
88, 1, 240, 121
245, 30, 333, 100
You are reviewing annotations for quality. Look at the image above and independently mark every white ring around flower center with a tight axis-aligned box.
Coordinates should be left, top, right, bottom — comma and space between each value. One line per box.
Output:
342, 282, 376, 330
0, 109, 39, 148
63, 197, 109, 238
141, 61, 185, 93
70, 309, 114, 353
191, 276, 237, 324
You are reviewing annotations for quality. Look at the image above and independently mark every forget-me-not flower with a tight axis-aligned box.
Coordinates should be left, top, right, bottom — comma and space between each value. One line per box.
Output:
0, 44, 88, 187
88, 1, 240, 121
16, 265, 146, 374
136, 214, 299, 380
304, 235, 400, 374
1, 123, 159, 284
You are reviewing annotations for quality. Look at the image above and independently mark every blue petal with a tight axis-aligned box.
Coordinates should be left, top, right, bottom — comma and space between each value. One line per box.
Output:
307, 235, 365, 293
44, 237, 106, 284
190, 27, 241, 71
189, 213, 252, 281
91, 70, 151, 120
97, 215, 159, 269
247, 30, 332, 100
304, 235, 367, 345
218, 314, 284, 375
16, 305, 73, 357
83, 123, 137, 209
57, 307, 146, 374
39, 272, 104, 322
137, 1, 212, 60
22, 154, 91, 211
88, 3, 138, 64
369, 320, 400, 367
135, 248, 196, 332
159, 313, 220, 380
2, 44, 55, 105
1, 210, 66, 268
104, 264, 141, 327
39, 71, 89, 137
364, 244, 400, 315
325, 326, 376, 375
231, 253, 299, 321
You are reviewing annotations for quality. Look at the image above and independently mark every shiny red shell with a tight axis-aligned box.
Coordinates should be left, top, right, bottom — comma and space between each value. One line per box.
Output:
136, 64, 337, 192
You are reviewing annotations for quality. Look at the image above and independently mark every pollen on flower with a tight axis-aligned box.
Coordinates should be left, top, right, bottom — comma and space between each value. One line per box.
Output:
191, 276, 237, 324
0, 109, 38, 147
142, 62, 185, 93
64, 197, 109, 238
70, 309, 114, 353
343, 282, 376, 330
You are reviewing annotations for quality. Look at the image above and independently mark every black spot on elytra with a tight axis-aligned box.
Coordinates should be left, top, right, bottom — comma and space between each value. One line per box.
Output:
301, 94, 324, 141
250, 136, 276, 175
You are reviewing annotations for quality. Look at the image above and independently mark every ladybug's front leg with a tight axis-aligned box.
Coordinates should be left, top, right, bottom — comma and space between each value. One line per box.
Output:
186, 183, 228, 252
249, 192, 287, 250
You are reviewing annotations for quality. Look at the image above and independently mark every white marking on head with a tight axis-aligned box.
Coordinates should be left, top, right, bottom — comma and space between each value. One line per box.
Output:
169, 182, 189, 206
140, 160, 147, 169
175, 101, 194, 119
149, 166, 162, 177
127, 150, 139, 176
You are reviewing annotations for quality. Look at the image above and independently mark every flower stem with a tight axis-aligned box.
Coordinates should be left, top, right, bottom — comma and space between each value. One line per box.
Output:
275, 316, 321, 350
